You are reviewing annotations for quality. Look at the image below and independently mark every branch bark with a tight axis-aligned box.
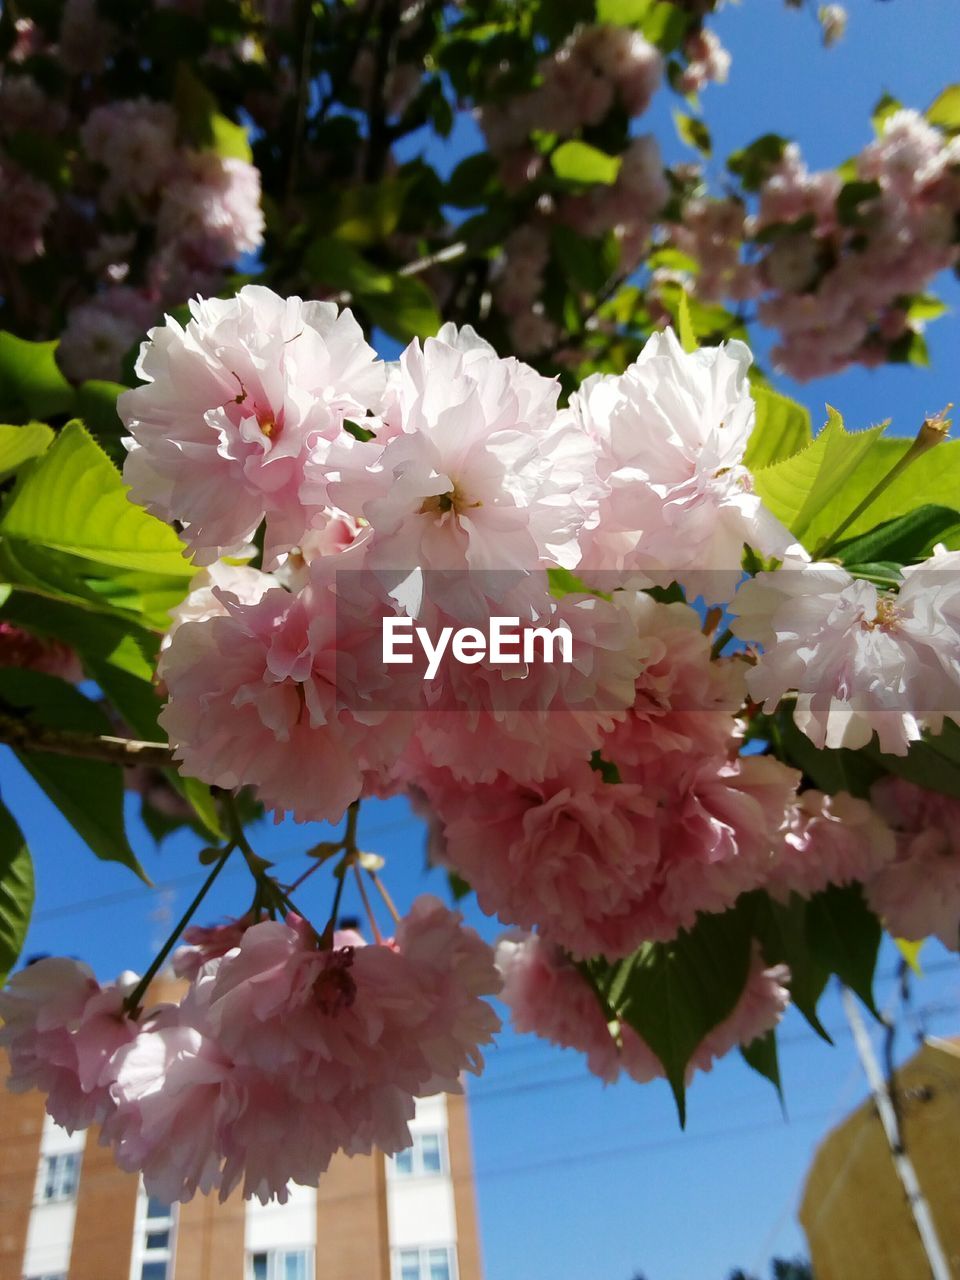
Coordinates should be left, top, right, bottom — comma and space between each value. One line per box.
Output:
0, 712, 176, 769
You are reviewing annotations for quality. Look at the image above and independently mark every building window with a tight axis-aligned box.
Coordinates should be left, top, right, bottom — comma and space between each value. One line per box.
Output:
136, 1195, 176, 1280
248, 1249, 314, 1280
37, 1152, 81, 1203
393, 1246, 457, 1280
390, 1131, 447, 1178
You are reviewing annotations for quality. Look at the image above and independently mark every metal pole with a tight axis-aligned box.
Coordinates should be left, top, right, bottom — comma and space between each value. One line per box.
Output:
841, 986, 953, 1280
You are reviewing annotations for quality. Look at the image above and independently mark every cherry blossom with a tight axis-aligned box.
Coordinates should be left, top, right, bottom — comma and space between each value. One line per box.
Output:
570, 326, 796, 599
120, 285, 385, 565
0, 959, 137, 1132
866, 776, 960, 949
731, 551, 960, 754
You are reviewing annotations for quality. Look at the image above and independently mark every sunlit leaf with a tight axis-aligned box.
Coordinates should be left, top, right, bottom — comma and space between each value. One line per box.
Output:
0, 799, 34, 986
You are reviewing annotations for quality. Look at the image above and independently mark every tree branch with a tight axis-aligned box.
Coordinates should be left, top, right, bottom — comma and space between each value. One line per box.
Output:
0, 712, 175, 769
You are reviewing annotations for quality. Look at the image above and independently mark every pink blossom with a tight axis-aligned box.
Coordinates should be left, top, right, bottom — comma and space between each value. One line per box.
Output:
80, 99, 178, 204
157, 151, 264, 261
120, 285, 384, 565
164, 560, 276, 646
426, 763, 662, 960
599, 593, 746, 768
731, 551, 960, 754
770, 789, 895, 899
495, 933, 661, 1084
0, 959, 137, 1131
172, 915, 267, 980
677, 29, 731, 96
571, 327, 796, 599
0, 157, 55, 263
690, 946, 791, 1073
106, 1022, 234, 1202
58, 288, 156, 383
158, 557, 415, 822
408, 588, 645, 786
0, 76, 67, 136
326, 324, 593, 595
865, 776, 960, 949
637, 753, 799, 938
497, 933, 788, 1086
109, 901, 499, 1202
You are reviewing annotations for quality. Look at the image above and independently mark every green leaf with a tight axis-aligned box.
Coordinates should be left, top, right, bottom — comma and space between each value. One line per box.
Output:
591, 904, 755, 1122
863, 720, 960, 804
751, 407, 886, 544
335, 177, 414, 245
676, 289, 697, 354
772, 711, 883, 801
211, 113, 252, 162
727, 134, 788, 191
551, 226, 617, 294
894, 937, 924, 975
639, 1, 690, 49
0, 800, 34, 985
740, 1030, 782, 1101
673, 110, 711, 156
797, 438, 960, 551
1, 420, 194, 578
0, 422, 54, 482
0, 333, 75, 422
927, 84, 960, 134
887, 329, 930, 367
304, 237, 394, 296
832, 504, 960, 568
362, 275, 442, 343
806, 883, 881, 1017
174, 62, 252, 161
835, 180, 882, 227
744, 385, 812, 471
177, 776, 224, 841
596, 0, 650, 22
589, 750, 622, 785
751, 891, 831, 1040
76, 380, 128, 463
905, 293, 948, 324
0, 669, 145, 879
872, 92, 902, 134
551, 140, 622, 186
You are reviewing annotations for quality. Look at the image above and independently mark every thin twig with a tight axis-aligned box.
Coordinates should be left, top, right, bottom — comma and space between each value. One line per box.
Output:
124, 842, 236, 1016
0, 711, 175, 768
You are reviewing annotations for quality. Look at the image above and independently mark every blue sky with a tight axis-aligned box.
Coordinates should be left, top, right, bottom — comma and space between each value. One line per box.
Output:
4, 2, 960, 1278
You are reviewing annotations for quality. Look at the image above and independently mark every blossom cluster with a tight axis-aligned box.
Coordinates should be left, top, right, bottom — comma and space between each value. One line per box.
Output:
671, 109, 960, 379
0, 15, 264, 384
8, 282, 960, 1196
116, 287, 960, 1085
0, 899, 499, 1204
476, 18, 725, 356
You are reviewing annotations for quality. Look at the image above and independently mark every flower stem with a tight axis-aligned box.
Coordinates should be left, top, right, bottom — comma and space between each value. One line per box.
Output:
370, 872, 400, 925
815, 406, 953, 559
124, 843, 235, 1016
353, 862, 383, 944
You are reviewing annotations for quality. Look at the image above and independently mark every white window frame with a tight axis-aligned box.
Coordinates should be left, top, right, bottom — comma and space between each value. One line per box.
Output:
246, 1247, 315, 1280
36, 1151, 81, 1204
389, 1129, 449, 1179
392, 1244, 458, 1280
128, 1185, 178, 1280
